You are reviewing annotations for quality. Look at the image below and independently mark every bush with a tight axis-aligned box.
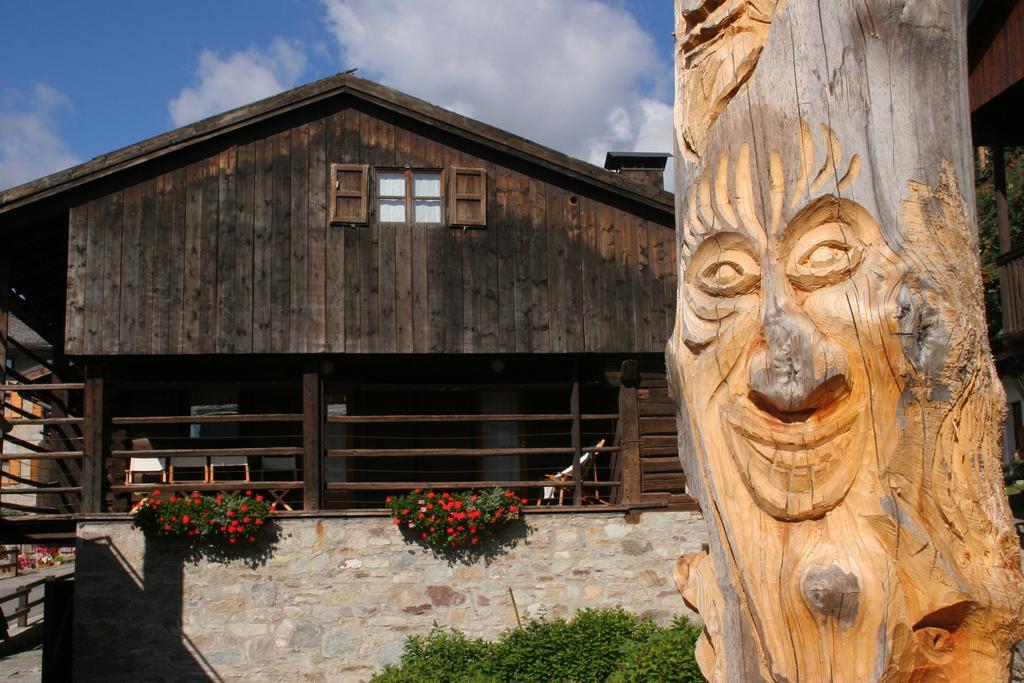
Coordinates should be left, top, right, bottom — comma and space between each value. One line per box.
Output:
371, 608, 705, 683
608, 616, 704, 683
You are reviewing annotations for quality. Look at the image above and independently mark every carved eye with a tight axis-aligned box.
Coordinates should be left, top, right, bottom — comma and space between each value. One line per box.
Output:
696, 251, 760, 297
786, 223, 863, 290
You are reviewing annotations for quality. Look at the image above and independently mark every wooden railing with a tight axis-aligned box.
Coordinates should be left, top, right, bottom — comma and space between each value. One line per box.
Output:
999, 245, 1024, 337
325, 412, 623, 508
105, 408, 305, 511
0, 365, 687, 515
1, 377, 87, 516
0, 575, 51, 637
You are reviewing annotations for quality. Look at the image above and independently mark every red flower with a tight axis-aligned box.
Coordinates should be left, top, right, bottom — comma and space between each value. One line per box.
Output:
401, 509, 409, 516
226, 510, 235, 517
426, 492, 435, 498
242, 517, 251, 524
393, 519, 401, 526
245, 490, 252, 496
229, 538, 237, 544
254, 519, 263, 526
472, 537, 479, 544
422, 533, 428, 539
181, 515, 190, 525
509, 505, 518, 513
240, 506, 248, 512
164, 524, 172, 530
447, 528, 455, 535
386, 496, 392, 504
248, 536, 255, 542
255, 495, 264, 502
152, 490, 161, 496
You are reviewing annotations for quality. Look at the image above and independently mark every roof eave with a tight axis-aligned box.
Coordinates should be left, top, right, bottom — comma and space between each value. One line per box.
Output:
0, 74, 673, 217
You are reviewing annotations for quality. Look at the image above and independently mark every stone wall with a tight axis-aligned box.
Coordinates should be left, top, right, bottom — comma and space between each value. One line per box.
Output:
74, 511, 708, 682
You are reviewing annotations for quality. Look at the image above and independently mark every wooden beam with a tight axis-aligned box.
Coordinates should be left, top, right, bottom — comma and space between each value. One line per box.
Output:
326, 480, 619, 491
994, 145, 1014, 333
302, 371, 322, 511
571, 363, 582, 506
618, 377, 640, 507
80, 367, 104, 513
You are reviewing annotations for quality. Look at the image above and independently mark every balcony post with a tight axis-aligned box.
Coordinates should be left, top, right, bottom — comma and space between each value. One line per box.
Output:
994, 145, 1014, 334
570, 361, 582, 506
81, 364, 105, 513
302, 371, 323, 511
618, 361, 640, 507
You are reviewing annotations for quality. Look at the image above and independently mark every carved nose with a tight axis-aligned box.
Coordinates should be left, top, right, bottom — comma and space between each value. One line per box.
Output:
748, 277, 849, 415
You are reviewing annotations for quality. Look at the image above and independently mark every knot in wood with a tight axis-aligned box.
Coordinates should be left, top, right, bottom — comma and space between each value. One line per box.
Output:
801, 564, 860, 628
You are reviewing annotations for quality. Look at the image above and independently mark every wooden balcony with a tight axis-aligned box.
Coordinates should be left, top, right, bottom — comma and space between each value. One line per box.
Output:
0, 359, 693, 525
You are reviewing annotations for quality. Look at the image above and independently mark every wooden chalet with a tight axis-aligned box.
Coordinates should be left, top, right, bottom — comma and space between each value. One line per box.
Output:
0, 73, 687, 539
969, 0, 1024, 462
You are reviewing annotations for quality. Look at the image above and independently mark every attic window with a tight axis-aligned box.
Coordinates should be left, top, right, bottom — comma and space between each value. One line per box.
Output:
377, 170, 442, 224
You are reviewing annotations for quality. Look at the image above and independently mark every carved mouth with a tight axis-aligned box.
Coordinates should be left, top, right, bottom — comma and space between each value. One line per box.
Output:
722, 381, 862, 519
728, 380, 857, 452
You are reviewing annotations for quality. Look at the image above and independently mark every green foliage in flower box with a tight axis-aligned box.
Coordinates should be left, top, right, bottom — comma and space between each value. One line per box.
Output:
385, 487, 527, 550
133, 490, 272, 546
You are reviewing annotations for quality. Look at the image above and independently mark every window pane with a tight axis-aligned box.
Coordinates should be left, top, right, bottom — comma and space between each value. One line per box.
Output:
413, 173, 441, 198
414, 199, 441, 223
378, 173, 405, 197
378, 198, 406, 222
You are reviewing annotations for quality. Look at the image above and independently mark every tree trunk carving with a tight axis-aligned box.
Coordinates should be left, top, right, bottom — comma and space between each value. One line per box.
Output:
668, 2, 1024, 681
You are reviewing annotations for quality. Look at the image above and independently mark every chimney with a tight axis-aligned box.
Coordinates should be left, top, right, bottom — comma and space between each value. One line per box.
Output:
604, 152, 671, 189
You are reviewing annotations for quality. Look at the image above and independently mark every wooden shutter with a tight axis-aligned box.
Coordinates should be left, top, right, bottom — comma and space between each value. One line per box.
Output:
449, 168, 486, 226
328, 163, 368, 224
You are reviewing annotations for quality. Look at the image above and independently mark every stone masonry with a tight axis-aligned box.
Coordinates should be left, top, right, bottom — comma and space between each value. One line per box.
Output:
74, 511, 708, 682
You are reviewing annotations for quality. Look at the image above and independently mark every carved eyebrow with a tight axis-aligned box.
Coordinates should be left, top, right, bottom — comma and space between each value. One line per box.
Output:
681, 123, 863, 257
682, 143, 767, 258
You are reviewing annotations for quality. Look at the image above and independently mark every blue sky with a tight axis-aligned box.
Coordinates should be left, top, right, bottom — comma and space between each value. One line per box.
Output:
0, 0, 676, 191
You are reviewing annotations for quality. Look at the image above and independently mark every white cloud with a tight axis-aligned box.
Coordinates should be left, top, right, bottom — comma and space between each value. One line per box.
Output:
322, 0, 673, 185
169, 38, 307, 127
0, 83, 79, 191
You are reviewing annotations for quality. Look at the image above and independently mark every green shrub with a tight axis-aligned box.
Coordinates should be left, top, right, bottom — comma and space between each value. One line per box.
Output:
373, 627, 490, 683
608, 616, 704, 683
370, 608, 705, 683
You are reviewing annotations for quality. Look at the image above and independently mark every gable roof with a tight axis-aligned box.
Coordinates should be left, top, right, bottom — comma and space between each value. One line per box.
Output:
0, 72, 673, 217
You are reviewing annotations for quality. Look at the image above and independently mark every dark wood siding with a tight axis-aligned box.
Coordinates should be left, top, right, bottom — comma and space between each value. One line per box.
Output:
65, 101, 675, 355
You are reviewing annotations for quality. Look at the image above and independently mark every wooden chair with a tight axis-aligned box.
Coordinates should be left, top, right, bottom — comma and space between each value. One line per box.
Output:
124, 437, 167, 485
260, 456, 296, 511
538, 439, 606, 506
169, 456, 209, 483
209, 455, 249, 482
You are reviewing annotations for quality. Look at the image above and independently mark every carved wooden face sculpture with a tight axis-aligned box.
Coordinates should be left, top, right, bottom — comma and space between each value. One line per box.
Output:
676, 125, 904, 521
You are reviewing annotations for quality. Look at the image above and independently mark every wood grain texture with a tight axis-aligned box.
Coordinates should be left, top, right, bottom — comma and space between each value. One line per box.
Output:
669, 2, 1024, 680
64, 102, 674, 355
